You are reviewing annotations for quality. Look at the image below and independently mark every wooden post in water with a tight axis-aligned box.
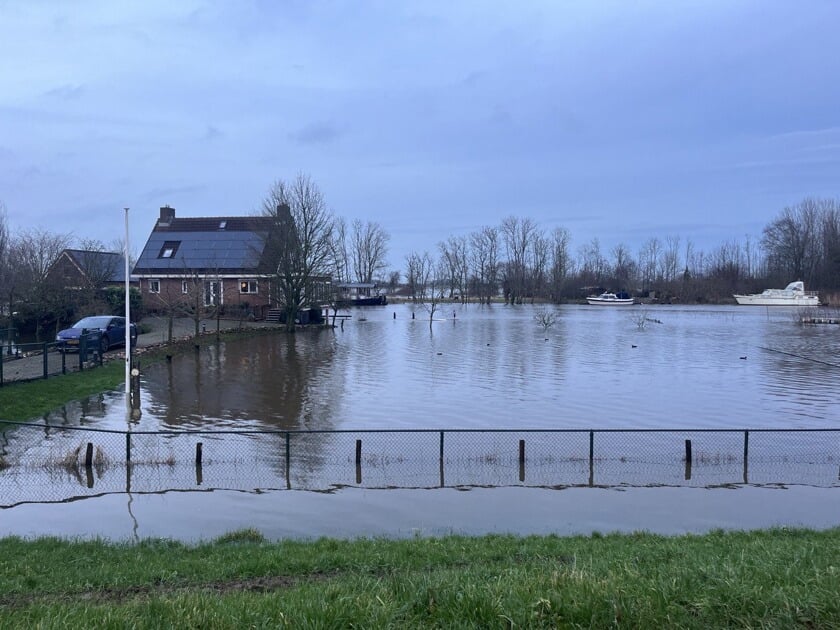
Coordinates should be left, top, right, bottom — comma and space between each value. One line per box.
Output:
85, 442, 94, 488
355, 439, 362, 484
439, 431, 445, 487
684, 439, 692, 480
285, 432, 291, 490
519, 439, 525, 482
195, 461, 203, 485
743, 430, 749, 484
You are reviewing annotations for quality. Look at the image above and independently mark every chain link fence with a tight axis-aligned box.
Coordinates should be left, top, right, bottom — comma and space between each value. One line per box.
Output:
1, 423, 839, 505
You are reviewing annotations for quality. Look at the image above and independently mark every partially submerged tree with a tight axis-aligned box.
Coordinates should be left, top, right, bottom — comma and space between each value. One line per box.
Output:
261, 174, 335, 329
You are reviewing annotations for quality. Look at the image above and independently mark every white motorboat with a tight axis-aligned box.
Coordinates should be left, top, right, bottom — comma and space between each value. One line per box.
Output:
733, 281, 820, 306
586, 291, 635, 306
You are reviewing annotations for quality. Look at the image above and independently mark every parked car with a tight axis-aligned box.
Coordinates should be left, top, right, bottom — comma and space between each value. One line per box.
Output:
56, 316, 137, 353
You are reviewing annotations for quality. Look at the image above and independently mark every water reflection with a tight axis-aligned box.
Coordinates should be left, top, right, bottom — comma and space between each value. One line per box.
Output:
2, 304, 839, 537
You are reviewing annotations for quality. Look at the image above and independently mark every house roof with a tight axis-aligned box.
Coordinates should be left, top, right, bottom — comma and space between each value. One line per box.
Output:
64, 249, 127, 283
133, 213, 273, 275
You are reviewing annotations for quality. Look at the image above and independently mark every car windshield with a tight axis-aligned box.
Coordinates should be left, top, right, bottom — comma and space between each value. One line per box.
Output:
72, 316, 113, 329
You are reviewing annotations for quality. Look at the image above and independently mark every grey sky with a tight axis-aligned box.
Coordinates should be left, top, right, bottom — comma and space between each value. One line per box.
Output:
1, 1, 839, 269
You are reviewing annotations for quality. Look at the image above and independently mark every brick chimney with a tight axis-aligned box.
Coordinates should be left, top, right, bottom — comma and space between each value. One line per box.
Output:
159, 205, 175, 224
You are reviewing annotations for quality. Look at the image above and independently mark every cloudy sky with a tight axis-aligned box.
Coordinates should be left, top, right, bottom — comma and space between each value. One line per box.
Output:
1, 1, 839, 268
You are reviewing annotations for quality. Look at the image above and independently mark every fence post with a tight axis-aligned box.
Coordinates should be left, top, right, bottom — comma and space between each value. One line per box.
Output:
125, 432, 131, 463
195, 442, 203, 465
42, 342, 48, 379
0, 350, 4, 386
589, 431, 594, 486
355, 439, 362, 484
285, 432, 291, 489
79, 336, 85, 371
743, 430, 749, 484
519, 439, 525, 482
85, 442, 94, 467
61, 347, 66, 375
684, 439, 692, 480
439, 431, 445, 488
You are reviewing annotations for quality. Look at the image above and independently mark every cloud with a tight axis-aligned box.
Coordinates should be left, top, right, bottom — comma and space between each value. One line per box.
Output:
288, 121, 342, 146
43, 84, 85, 100
140, 184, 206, 203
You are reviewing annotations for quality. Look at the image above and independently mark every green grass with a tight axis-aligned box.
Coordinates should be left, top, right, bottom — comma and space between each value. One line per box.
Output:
0, 528, 838, 627
0, 361, 126, 422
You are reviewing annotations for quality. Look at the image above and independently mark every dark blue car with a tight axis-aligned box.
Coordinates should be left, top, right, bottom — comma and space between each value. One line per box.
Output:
56, 316, 137, 353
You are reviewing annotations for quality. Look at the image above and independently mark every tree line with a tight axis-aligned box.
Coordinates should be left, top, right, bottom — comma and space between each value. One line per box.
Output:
2, 186, 839, 339
402, 198, 840, 305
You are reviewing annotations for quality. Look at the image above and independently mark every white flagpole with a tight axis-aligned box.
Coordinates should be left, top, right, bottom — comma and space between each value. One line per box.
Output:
124, 207, 131, 414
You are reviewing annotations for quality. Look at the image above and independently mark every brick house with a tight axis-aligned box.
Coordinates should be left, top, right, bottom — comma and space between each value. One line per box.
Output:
133, 206, 276, 319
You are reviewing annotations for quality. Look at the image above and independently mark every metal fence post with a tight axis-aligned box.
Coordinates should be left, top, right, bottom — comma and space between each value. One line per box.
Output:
589, 430, 595, 486
0, 351, 4, 386
126, 432, 131, 462
42, 342, 48, 379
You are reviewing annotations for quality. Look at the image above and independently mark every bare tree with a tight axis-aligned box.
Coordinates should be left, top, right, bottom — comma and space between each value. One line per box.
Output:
438, 235, 468, 300
762, 198, 821, 286
610, 243, 636, 291
500, 216, 536, 304
548, 227, 571, 302
405, 250, 431, 302
260, 174, 335, 329
13, 228, 73, 338
661, 235, 681, 284
0, 203, 9, 320
638, 237, 661, 292
351, 219, 390, 284
578, 238, 607, 286
469, 226, 499, 303
529, 230, 549, 302
329, 217, 351, 284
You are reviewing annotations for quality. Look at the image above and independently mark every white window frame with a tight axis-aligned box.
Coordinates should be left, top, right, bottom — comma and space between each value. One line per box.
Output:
204, 280, 223, 307
239, 279, 259, 294
149, 279, 161, 294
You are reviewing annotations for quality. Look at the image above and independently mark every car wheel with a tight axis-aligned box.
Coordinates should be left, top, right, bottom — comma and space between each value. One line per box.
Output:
100, 336, 110, 354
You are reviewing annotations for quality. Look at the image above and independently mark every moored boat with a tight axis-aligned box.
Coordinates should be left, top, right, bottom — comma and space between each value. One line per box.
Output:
733, 281, 820, 306
335, 282, 388, 307
586, 291, 635, 306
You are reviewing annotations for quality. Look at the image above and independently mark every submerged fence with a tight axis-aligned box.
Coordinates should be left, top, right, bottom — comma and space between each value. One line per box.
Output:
1, 423, 839, 506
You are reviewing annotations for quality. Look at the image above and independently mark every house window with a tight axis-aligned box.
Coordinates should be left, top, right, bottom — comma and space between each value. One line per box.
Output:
149, 279, 161, 294
158, 241, 181, 259
182, 280, 189, 294
204, 280, 222, 307
240, 280, 258, 294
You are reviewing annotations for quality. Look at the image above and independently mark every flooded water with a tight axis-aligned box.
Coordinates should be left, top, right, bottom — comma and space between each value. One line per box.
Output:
2, 303, 839, 541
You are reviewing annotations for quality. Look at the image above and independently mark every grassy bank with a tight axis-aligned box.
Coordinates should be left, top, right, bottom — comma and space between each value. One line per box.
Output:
0, 528, 838, 627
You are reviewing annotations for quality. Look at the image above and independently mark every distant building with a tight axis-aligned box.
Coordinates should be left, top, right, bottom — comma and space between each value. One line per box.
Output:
47, 249, 131, 290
